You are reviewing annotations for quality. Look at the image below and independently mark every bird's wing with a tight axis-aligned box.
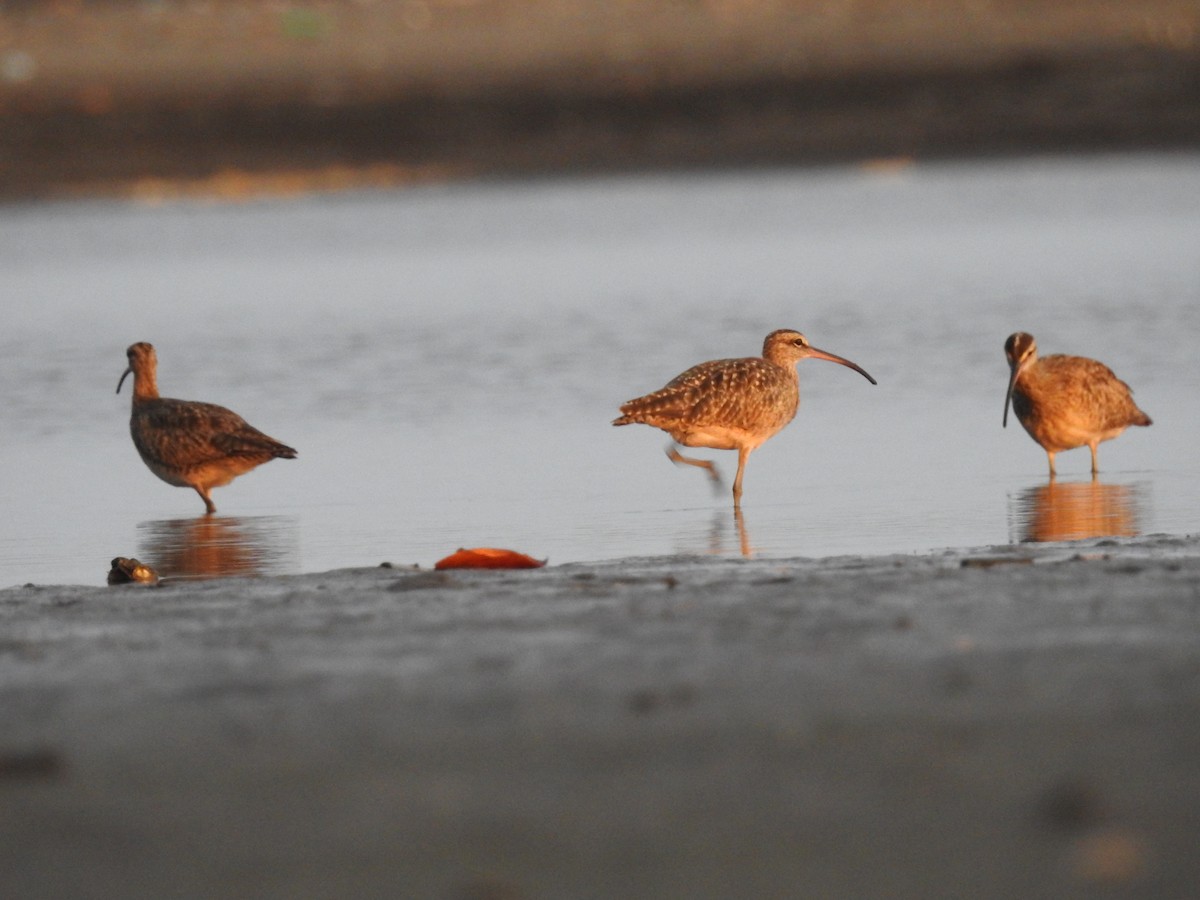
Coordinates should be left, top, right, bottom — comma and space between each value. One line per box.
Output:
662, 359, 784, 428
136, 399, 292, 464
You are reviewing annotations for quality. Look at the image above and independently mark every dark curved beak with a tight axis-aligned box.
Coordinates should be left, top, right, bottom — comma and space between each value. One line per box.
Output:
1003, 363, 1020, 427
807, 346, 877, 385
116, 366, 132, 395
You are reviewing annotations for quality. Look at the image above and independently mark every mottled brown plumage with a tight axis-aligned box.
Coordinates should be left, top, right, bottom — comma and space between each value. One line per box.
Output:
1003, 331, 1151, 477
117, 342, 297, 514
614, 329, 876, 505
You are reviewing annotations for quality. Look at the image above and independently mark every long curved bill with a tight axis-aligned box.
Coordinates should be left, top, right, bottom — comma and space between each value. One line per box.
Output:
116, 366, 133, 394
1003, 364, 1020, 427
807, 346, 877, 385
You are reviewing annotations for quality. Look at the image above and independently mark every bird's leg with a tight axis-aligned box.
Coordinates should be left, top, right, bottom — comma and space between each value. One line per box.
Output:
1046, 451, 1057, 480
195, 487, 217, 515
731, 447, 750, 507
666, 444, 722, 486
1089, 442, 1100, 475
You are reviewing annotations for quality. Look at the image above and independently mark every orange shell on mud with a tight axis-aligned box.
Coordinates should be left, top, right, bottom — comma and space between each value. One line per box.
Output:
433, 547, 546, 570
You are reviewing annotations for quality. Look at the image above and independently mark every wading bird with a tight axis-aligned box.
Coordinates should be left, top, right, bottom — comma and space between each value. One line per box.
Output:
117, 342, 297, 513
1003, 331, 1151, 477
614, 329, 876, 506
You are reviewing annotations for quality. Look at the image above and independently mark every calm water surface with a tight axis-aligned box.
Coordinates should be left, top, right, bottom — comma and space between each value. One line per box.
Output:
2, 154, 1198, 586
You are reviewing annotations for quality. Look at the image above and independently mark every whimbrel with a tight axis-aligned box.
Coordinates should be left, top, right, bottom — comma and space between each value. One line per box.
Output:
1003, 331, 1151, 477
613, 329, 876, 506
117, 342, 296, 513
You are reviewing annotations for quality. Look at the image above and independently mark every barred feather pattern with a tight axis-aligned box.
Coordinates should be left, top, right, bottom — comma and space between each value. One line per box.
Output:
613, 356, 799, 451
613, 329, 874, 504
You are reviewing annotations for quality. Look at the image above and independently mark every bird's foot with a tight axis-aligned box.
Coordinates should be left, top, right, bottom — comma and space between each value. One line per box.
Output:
666, 446, 723, 487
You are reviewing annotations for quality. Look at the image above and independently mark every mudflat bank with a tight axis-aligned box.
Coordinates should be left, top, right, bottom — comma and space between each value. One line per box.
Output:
2, 535, 1199, 897
1, 0, 1199, 198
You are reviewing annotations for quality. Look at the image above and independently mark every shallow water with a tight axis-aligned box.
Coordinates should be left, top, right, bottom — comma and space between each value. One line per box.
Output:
2, 154, 1198, 586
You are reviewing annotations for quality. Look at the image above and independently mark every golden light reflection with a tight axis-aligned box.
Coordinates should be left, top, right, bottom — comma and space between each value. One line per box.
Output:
703, 506, 753, 558
735, 505, 751, 558
1011, 479, 1144, 544
119, 163, 464, 205
137, 515, 298, 580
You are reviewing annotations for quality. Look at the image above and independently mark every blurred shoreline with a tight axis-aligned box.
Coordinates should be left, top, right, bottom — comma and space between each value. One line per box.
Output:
2, 0, 1198, 201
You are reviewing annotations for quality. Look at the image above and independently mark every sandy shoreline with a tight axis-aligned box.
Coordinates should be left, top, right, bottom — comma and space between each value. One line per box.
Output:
3, 535, 1199, 897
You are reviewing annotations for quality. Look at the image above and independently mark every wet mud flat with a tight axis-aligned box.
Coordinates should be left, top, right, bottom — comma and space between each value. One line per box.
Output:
3, 536, 1200, 897
2, 0, 1199, 199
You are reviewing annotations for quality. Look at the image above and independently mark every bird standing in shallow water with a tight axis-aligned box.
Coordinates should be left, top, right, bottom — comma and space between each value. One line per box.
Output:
613, 329, 876, 506
117, 342, 297, 514
1003, 331, 1151, 478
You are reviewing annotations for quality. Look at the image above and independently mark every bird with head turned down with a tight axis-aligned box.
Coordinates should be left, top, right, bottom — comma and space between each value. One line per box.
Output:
1003, 331, 1151, 478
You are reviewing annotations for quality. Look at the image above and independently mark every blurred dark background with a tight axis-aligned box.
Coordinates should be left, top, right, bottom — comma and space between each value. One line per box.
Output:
1, 0, 1197, 200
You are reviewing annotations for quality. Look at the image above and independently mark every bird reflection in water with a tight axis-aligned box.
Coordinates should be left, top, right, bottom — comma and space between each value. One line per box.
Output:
136, 515, 298, 580
1010, 479, 1145, 544
704, 506, 753, 558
